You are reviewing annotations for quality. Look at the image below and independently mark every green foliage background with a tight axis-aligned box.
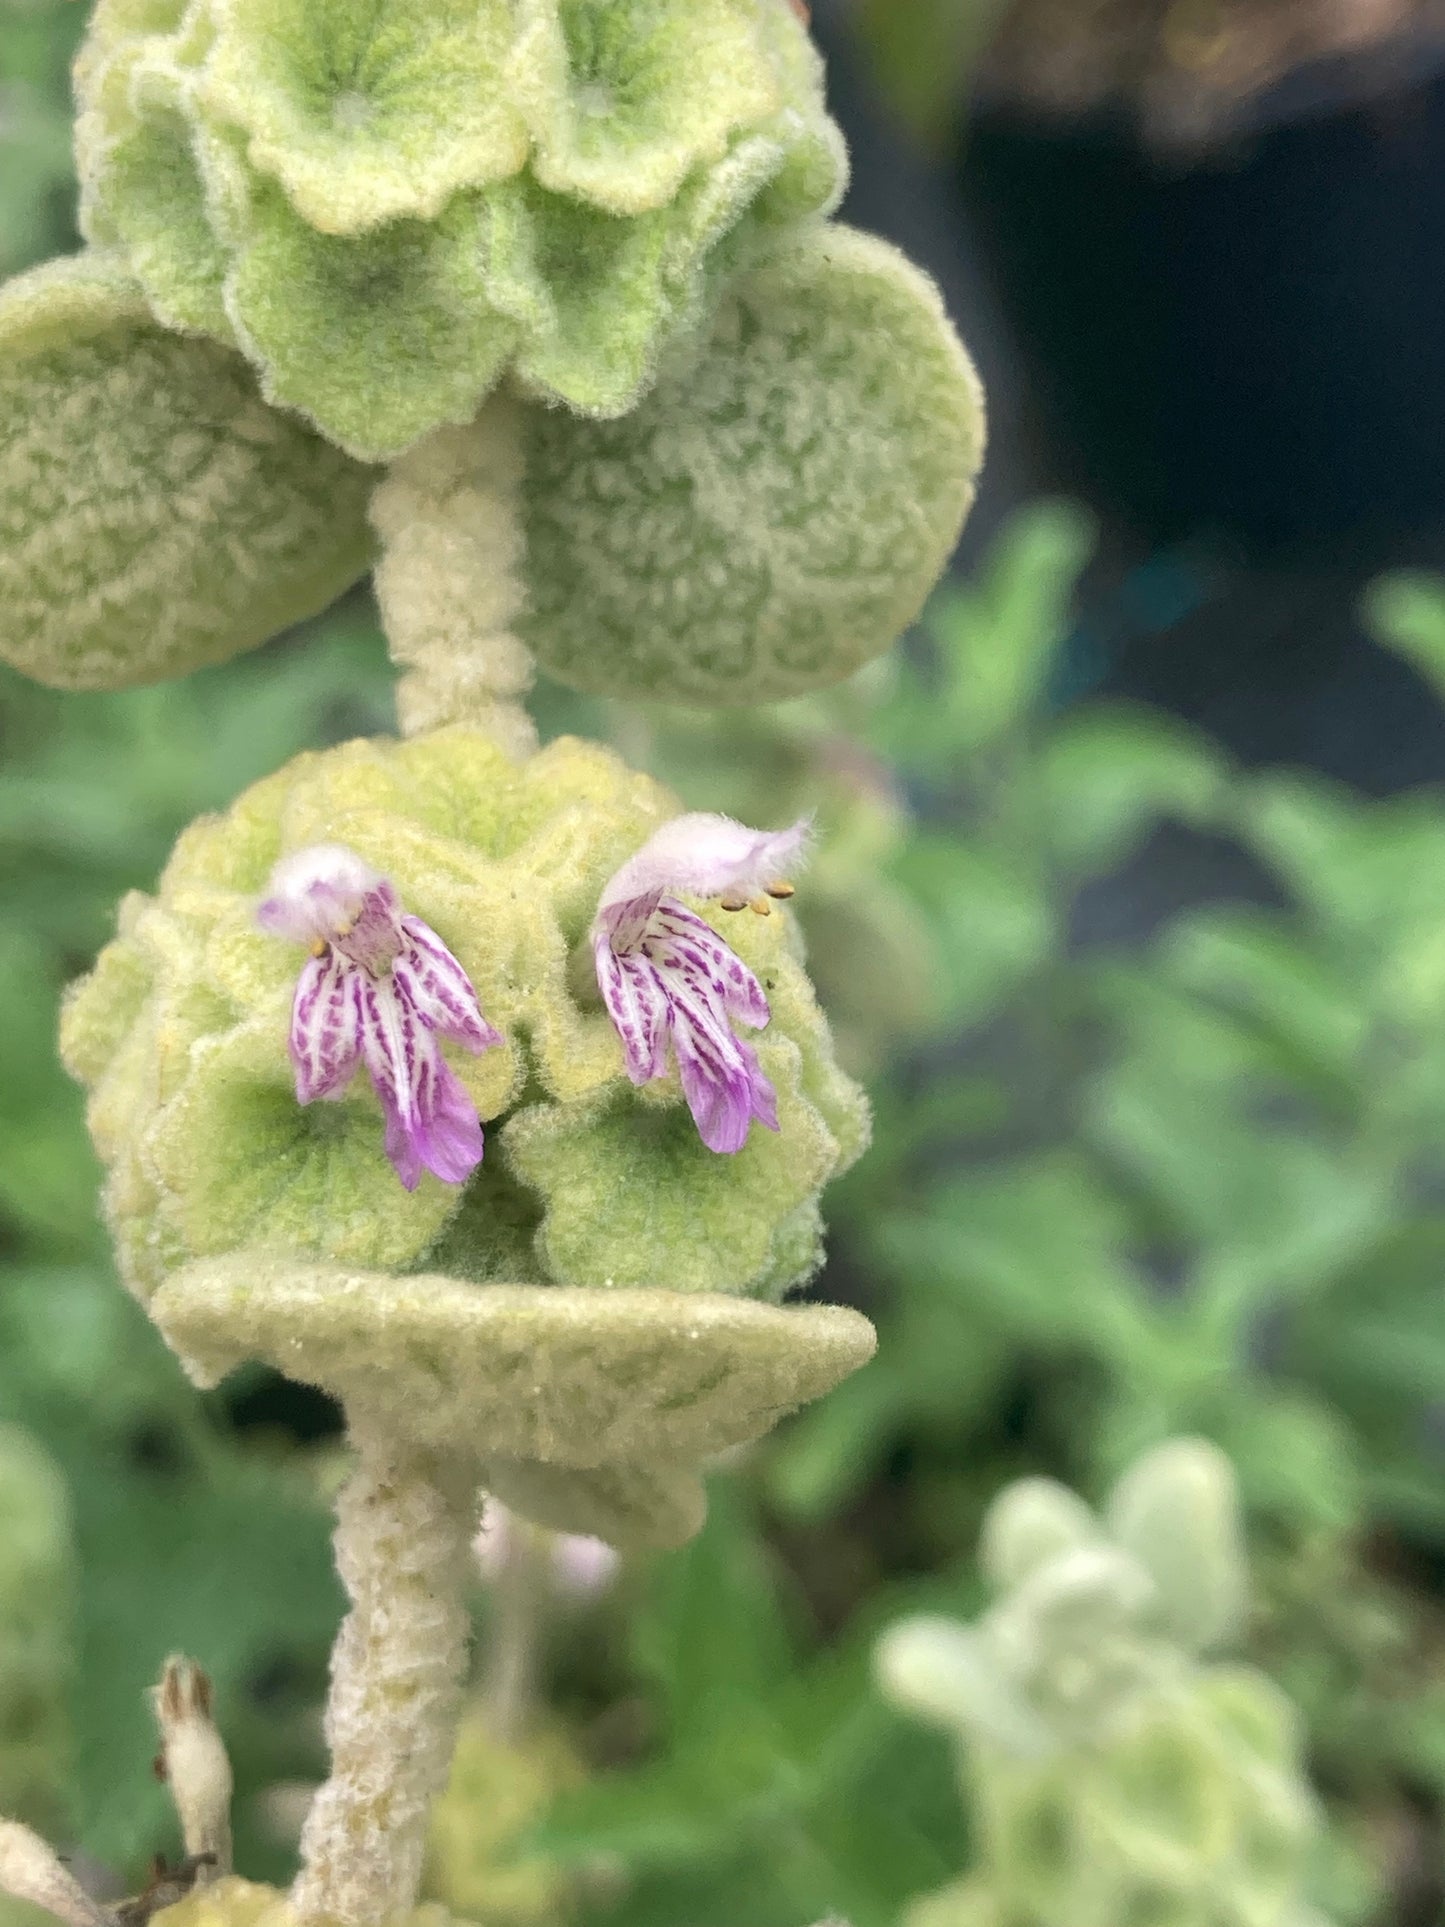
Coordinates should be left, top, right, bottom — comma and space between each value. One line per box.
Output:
5, 5, 1445, 1923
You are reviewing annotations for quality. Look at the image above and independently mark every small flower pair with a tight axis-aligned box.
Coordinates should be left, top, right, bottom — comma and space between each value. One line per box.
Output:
257, 815, 808, 1191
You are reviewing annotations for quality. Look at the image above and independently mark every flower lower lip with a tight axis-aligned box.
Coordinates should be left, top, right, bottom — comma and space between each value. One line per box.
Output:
260, 843, 500, 1189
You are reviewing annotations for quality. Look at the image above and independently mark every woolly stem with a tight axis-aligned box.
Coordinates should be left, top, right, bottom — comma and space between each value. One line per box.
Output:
291, 1430, 477, 1927
370, 398, 537, 756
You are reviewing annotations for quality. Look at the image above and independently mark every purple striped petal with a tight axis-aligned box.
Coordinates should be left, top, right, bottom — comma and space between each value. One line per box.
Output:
383, 1056, 486, 1192
667, 971, 780, 1155
394, 916, 503, 1052
590, 813, 806, 1151
259, 844, 503, 1190
594, 932, 669, 1084
289, 951, 363, 1104
649, 900, 771, 1029
357, 976, 484, 1192
593, 896, 781, 1153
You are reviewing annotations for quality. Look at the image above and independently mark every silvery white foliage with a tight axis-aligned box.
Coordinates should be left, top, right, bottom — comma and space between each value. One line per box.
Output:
877, 1442, 1328, 1927
1105, 1435, 1248, 1656
881, 1440, 1248, 1754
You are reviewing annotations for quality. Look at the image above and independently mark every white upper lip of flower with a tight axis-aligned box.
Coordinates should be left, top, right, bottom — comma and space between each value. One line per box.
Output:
593, 813, 811, 938
255, 843, 383, 948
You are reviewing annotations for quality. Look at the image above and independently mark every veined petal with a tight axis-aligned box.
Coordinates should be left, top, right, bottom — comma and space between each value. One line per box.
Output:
259, 844, 500, 1189
649, 900, 771, 1030
289, 950, 363, 1104
670, 982, 779, 1155
342, 878, 406, 973
395, 915, 503, 1051
388, 1056, 486, 1192
594, 932, 668, 1083
594, 813, 811, 935
357, 975, 484, 1192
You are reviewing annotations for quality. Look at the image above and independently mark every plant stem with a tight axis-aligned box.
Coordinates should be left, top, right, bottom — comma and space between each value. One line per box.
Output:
291, 1429, 477, 1927
370, 398, 537, 757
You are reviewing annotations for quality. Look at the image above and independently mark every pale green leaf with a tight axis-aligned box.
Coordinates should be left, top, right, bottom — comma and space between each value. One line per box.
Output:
151, 1258, 876, 1494
0, 252, 373, 690
519, 224, 986, 703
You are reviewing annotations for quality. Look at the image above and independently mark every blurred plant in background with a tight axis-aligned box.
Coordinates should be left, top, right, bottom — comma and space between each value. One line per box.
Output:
11, 485, 1445, 1922
879, 1440, 1329, 1927
847, 0, 1445, 146
0, 0, 82, 279
8, 4, 1445, 1920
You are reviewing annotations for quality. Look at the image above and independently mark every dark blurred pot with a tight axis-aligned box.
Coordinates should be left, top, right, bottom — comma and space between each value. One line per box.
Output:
958, 41, 1445, 556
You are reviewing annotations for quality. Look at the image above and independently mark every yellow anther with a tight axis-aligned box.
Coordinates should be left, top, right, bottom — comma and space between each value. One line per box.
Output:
310, 939, 328, 958
765, 880, 795, 899
749, 897, 772, 916
719, 895, 749, 912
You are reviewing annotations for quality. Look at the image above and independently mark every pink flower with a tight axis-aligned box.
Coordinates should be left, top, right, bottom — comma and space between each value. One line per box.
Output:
257, 844, 502, 1191
474, 1502, 621, 1595
591, 814, 809, 1155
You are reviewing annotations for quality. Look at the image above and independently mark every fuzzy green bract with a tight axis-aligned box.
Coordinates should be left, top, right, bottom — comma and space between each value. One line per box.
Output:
72, 0, 845, 461
0, 253, 373, 691
878, 1442, 1327, 1927
519, 225, 987, 703
59, 730, 872, 1545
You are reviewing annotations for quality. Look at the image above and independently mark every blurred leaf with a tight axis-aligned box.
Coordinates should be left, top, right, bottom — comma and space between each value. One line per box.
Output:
1363, 570, 1445, 705
873, 1155, 1145, 1349
542, 1496, 960, 1927
766, 1367, 910, 1524
873, 502, 1096, 778
1236, 774, 1445, 957
1084, 1013, 1388, 1297
894, 835, 1055, 1025
1158, 910, 1367, 1092
1038, 706, 1227, 877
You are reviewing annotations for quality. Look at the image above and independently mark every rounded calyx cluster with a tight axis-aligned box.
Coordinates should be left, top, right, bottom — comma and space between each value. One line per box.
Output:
60, 729, 867, 1308
75, 0, 843, 461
